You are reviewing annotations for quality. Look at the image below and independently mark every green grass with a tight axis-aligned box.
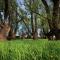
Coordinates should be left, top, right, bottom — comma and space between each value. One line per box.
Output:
0, 39, 60, 60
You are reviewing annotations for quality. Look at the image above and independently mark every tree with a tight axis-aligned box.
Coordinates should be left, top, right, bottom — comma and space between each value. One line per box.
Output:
41, 0, 53, 30
0, 0, 19, 40
41, 0, 60, 39
0, 22, 10, 40
24, 0, 40, 39
0, 0, 4, 10
7, 0, 19, 40
4, 0, 9, 19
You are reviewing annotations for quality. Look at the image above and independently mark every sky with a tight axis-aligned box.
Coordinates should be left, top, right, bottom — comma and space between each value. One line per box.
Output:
16, 0, 27, 34
17, 0, 25, 10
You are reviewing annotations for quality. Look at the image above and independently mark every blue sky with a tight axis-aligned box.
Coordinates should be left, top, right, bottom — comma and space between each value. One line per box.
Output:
17, 0, 24, 5
17, 0, 25, 10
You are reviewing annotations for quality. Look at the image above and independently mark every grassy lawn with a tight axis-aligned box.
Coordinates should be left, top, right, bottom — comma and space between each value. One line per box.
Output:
0, 39, 60, 60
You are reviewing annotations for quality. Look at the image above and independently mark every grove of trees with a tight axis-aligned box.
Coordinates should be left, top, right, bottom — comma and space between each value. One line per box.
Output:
0, 0, 60, 40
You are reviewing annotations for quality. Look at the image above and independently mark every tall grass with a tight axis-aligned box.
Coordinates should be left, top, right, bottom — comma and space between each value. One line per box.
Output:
0, 39, 60, 60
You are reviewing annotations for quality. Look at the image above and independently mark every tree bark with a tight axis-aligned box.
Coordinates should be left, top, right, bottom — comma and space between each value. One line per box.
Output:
29, 0, 36, 39
52, 0, 60, 39
42, 0, 60, 40
31, 12, 35, 39
4, 0, 8, 19
35, 13, 37, 39
52, 0, 59, 29
42, 0, 53, 30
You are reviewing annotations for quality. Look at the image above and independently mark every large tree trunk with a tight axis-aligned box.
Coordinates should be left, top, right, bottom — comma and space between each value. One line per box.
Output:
7, 1, 16, 40
29, 0, 36, 39
4, 0, 8, 19
42, 0, 53, 30
52, 0, 59, 29
52, 0, 60, 39
35, 13, 38, 39
42, 0, 60, 40
31, 12, 36, 39
7, 26, 16, 40
41, 0, 53, 40
0, 23, 10, 40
